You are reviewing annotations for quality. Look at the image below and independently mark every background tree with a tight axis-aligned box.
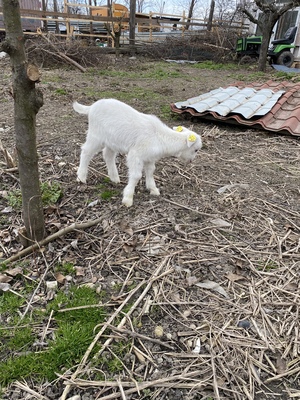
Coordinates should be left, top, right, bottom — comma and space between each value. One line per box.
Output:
122, 0, 149, 13
1, 0, 45, 242
186, 0, 198, 29
239, 0, 300, 71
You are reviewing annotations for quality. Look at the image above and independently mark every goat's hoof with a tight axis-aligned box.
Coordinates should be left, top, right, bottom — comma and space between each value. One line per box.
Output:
110, 177, 120, 184
77, 176, 87, 184
122, 197, 133, 207
150, 188, 160, 196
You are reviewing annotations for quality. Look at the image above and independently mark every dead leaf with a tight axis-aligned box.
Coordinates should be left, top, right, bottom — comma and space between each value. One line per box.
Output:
192, 338, 201, 353
46, 281, 58, 291
195, 280, 229, 298
284, 282, 298, 291
186, 275, 198, 286
0, 274, 12, 283
0, 282, 11, 292
276, 355, 287, 374
210, 218, 231, 228
6, 266, 23, 277
54, 272, 66, 284
102, 219, 110, 232
71, 239, 78, 249
217, 183, 249, 194
75, 266, 85, 276
226, 272, 247, 282
123, 243, 135, 253
119, 219, 133, 236
88, 199, 99, 207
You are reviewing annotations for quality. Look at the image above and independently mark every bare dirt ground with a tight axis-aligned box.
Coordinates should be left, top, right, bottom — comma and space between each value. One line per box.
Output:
1, 52, 300, 399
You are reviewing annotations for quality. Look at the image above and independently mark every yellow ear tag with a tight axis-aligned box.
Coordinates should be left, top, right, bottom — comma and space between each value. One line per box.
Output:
176, 126, 183, 132
188, 133, 197, 142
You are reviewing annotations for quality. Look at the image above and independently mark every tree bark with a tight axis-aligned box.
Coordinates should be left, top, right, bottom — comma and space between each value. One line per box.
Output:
186, 0, 197, 31
241, 0, 300, 72
207, 0, 215, 32
1, 0, 45, 242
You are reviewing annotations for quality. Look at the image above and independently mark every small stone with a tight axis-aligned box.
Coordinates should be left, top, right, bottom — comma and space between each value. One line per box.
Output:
46, 281, 58, 291
238, 320, 251, 329
154, 326, 164, 337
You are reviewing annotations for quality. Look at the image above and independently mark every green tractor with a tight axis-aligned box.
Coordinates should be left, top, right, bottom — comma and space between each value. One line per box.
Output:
236, 26, 297, 67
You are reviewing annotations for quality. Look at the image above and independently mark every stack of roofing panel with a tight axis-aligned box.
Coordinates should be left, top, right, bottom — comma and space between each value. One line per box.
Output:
171, 80, 300, 136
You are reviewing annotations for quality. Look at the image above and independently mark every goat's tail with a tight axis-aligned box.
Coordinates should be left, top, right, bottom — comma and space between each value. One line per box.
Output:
73, 101, 91, 115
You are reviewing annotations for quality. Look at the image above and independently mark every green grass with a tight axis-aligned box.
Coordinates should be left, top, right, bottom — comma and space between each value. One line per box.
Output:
94, 180, 120, 201
55, 88, 68, 95
7, 181, 62, 210
54, 262, 76, 275
88, 63, 184, 80
82, 85, 162, 102
192, 60, 239, 70
274, 71, 299, 81
234, 71, 268, 81
0, 285, 106, 386
40, 181, 63, 205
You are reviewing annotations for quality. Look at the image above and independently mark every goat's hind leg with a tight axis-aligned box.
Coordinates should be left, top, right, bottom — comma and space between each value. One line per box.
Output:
77, 138, 103, 184
103, 147, 120, 183
144, 161, 160, 196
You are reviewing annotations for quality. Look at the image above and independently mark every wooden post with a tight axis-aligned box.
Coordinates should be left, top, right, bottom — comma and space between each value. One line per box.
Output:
149, 11, 153, 42
89, 0, 93, 38
53, 0, 59, 34
64, 0, 71, 41
42, 0, 48, 32
129, 0, 136, 54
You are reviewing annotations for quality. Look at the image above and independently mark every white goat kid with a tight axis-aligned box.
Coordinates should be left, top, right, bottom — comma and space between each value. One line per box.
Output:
73, 99, 202, 207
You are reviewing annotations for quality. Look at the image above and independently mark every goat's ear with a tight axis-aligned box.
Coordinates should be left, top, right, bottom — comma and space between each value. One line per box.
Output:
173, 126, 183, 132
186, 133, 197, 147
173, 126, 188, 132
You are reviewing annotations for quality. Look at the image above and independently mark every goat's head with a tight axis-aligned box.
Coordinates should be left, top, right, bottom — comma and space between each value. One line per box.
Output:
173, 126, 202, 162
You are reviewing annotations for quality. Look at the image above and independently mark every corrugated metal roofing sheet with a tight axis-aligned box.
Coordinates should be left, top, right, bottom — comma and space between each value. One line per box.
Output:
170, 80, 300, 136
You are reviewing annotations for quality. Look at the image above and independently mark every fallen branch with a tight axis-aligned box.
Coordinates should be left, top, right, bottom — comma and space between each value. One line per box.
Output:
203, 42, 231, 50
4, 217, 104, 263
37, 29, 86, 72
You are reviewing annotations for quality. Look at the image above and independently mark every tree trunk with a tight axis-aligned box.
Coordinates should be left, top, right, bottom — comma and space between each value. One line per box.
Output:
186, 0, 197, 30
257, 13, 279, 72
1, 0, 45, 242
207, 0, 215, 32
257, 30, 271, 71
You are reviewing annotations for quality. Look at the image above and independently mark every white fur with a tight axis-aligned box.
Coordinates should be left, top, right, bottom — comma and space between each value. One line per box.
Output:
73, 99, 202, 207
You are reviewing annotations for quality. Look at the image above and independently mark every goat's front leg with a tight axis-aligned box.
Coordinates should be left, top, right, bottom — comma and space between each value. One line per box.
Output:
144, 161, 160, 196
122, 153, 143, 207
77, 140, 102, 183
103, 147, 120, 183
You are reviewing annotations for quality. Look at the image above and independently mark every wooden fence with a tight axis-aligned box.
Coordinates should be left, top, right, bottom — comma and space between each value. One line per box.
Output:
0, 1, 250, 45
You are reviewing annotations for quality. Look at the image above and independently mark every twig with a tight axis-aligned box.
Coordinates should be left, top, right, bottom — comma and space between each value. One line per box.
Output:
13, 381, 50, 400
60, 255, 173, 400
61, 370, 211, 399
37, 29, 86, 72
162, 197, 216, 217
107, 323, 175, 350
4, 217, 104, 263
